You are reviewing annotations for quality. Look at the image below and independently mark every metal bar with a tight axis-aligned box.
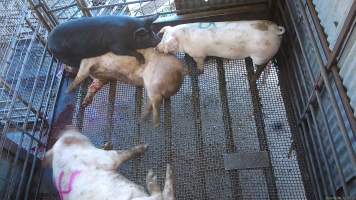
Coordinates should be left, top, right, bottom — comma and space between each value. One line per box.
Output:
49, 3, 77, 12
5, 44, 48, 199
31, 62, 64, 200
185, 54, 208, 200
276, 52, 316, 200
27, 0, 52, 31
280, 49, 305, 112
325, 2, 356, 70
0, 10, 27, 75
87, 0, 154, 10
163, 97, 173, 164
309, 105, 340, 196
76, 0, 92, 17
0, 77, 46, 120
216, 58, 242, 199
0, 28, 38, 200
304, 0, 331, 56
14, 50, 54, 199
27, 60, 63, 200
106, 81, 116, 146
245, 57, 279, 200
278, 46, 320, 199
330, 67, 356, 133
73, 78, 90, 131
314, 90, 350, 196
299, 121, 323, 200
284, 0, 356, 167
299, 0, 356, 134
133, 86, 143, 179
305, 113, 329, 197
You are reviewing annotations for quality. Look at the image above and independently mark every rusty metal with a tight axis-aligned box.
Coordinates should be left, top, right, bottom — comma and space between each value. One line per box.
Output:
276, 52, 316, 200
305, 0, 331, 56
75, 0, 92, 17
283, 0, 356, 168
185, 55, 208, 200
305, 0, 356, 133
216, 58, 242, 200
245, 57, 279, 200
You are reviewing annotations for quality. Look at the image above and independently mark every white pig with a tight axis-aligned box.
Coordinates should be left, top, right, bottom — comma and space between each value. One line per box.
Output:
67, 48, 184, 127
43, 128, 175, 200
157, 20, 285, 75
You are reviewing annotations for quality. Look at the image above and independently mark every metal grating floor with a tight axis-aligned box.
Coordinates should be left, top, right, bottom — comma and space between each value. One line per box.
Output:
73, 53, 307, 200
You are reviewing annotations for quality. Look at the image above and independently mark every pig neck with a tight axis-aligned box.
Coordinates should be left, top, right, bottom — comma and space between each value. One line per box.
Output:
137, 48, 156, 61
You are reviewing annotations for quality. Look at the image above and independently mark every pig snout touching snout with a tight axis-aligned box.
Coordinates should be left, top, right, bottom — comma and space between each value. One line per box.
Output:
67, 48, 184, 127
157, 20, 285, 75
43, 129, 175, 200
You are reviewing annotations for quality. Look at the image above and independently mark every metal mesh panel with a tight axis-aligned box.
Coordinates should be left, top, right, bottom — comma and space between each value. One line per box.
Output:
71, 54, 307, 199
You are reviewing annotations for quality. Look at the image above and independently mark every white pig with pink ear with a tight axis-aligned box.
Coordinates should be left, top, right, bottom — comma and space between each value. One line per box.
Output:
42, 128, 175, 200
157, 20, 285, 77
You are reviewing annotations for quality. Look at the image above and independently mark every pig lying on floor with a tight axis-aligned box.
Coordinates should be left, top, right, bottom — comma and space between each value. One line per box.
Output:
68, 48, 184, 127
157, 20, 285, 79
44, 128, 175, 200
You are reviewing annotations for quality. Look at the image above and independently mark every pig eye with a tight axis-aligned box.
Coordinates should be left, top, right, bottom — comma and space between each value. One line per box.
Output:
158, 31, 164, 38
135, 28, 149, 37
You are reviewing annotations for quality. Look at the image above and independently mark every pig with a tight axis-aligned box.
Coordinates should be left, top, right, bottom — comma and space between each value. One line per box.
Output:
43, 128, 175, 200
48, 14, 160, 68
157, 20, 285, 78
67, 48, 184, 127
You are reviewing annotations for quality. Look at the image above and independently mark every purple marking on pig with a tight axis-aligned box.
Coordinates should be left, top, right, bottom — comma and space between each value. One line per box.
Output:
56, 170, 81, 200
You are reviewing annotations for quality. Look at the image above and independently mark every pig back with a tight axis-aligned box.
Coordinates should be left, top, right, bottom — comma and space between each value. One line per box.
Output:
142, 51, 183, 98
185, 21, 284, 60
48, 16, 140, 67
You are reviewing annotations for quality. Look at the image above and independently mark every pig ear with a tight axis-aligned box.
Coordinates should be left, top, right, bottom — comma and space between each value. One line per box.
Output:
41, 149, 54, 168
159, 26, 172, 34
144, 14, 159, 25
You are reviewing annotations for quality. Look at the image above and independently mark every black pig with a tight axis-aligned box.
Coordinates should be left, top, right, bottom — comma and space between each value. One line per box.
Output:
47, 14, 160, 68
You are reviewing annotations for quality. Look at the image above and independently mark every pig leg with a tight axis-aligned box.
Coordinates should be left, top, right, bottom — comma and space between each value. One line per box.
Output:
67, 60, 91, 92
163, 164, 175, 200
261, 62, 271, 85
151, 95, 163, 128
146, 170, 161, 195
253, 63, 268, 82
142, 101, 153, 122
81, 79, 107, 108
112, 144, 148, 168
192, 57, 205, 74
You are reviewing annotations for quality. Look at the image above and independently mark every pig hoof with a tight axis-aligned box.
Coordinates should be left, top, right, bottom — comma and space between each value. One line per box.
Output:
102, 141, 113, 150
147, 170, 160, 194
196, 68, 204, 75
136, 144, 149, 153
154, 122, 160, 128
142, 144, 149, 151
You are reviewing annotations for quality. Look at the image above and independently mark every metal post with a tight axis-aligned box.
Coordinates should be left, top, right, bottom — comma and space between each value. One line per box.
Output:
185, 54, 208, 200
216, 58, 242, 199
309, 105, 343, 196
305, 114, 329, 197
106, 81, 117, 149
245, 57, 279, 200
314, 90, 350, 196
76, 0, 92, 17
276, 53, 316, 199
